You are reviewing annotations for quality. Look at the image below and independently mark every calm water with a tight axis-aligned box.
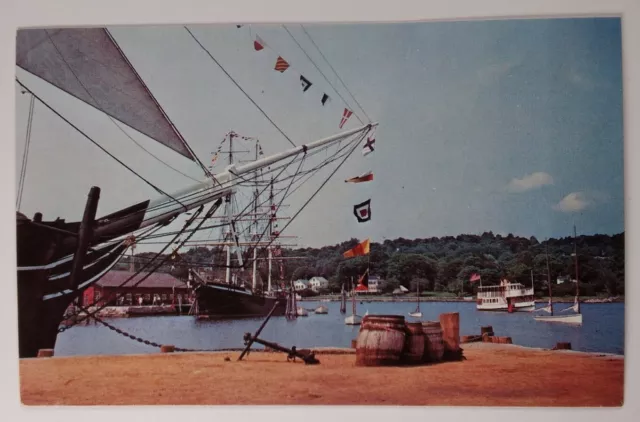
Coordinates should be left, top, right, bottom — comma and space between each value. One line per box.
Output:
54, 302, 624, 356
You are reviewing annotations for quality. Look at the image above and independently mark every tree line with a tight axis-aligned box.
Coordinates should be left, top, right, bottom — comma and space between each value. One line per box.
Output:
118, 231, 625, 297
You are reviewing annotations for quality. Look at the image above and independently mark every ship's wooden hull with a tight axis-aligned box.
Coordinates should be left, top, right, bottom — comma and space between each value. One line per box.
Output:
194, 283, 287, 319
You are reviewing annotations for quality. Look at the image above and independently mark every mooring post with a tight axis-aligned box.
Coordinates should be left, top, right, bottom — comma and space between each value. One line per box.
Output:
68, 186, 100, 289
238, 301, 280, 361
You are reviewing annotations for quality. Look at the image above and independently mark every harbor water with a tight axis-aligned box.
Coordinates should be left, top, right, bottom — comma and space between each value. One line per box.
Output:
54, 301, 624, 356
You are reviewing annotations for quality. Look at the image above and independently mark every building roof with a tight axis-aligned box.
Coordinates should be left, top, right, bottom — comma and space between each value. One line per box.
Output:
96, 271, 188, 289
310, 276, 328, 283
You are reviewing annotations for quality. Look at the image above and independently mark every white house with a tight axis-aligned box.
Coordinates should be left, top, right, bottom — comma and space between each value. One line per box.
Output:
293, 279, 310, 291
309, 276, 329, 292
368, 276, 382, 294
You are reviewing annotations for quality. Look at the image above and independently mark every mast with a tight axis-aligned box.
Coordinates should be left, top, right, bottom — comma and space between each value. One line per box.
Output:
351, 276, 356, 316
545, 242, 554, 316
251, 140, 260, 291
573, 225, 581, 313
224, 132, 235, 285
267, 177, 274, 292
416, 280, 420, 311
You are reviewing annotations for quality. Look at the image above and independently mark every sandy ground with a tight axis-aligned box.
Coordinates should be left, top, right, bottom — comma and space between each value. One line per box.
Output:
19, 343, 623, 406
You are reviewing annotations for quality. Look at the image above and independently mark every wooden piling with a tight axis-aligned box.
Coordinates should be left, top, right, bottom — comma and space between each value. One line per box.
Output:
37, 349, 54, 358
480, 326, 494, 337
439, 312, 461, 360
555, 342, 572, 350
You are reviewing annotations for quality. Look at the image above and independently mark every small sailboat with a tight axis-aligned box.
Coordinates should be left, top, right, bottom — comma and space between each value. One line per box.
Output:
534, 230, 583, 325
345, 277, 362, 325
339, 283, 347, 314
408, 281, 422, 318
314, 305, 329, 314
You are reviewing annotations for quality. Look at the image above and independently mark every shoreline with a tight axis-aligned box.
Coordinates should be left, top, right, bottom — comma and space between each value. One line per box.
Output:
298, 296, 624, 303
19, 342, 624, 406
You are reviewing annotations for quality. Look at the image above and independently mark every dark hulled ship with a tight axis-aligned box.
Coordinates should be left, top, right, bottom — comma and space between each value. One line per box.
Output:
14, 26, 376, 357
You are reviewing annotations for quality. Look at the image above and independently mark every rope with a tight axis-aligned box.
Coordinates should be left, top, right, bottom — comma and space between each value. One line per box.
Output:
16, 79, 188, 211
58, 202, 216, 329
299, 25, 372, 122
16, 93, 35, 210
184, 26, 297, 148
282, 25, 364, 125
42, 29, 203, 183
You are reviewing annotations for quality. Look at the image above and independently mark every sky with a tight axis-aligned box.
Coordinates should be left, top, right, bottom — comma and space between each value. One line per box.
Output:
14, 18, 624, 252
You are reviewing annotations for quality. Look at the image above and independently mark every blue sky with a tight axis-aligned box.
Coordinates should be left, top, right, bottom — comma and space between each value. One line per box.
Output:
14, 18, 623, 250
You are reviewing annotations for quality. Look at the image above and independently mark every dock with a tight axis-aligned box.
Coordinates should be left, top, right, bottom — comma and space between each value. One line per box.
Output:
19, 343, 623, 406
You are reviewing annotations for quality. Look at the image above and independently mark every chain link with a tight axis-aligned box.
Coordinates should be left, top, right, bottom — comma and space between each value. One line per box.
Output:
62, 311, 245, 353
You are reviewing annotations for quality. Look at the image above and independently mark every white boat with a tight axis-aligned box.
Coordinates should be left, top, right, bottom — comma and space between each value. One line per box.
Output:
344, 276, 362, 325
476, 279, 535, 312
296, 307, 308, 317
344, 314, 363, 325
314, 305, 329, 314
408, 281, 422, 318
533, 228, 583, 325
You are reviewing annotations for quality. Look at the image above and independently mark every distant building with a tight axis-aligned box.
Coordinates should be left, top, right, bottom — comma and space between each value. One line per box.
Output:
82, 270, 191, 307
293, 279, 310, 291
556, 276, 577, 285
368, 276, 382, 294
309, 276, 329, 292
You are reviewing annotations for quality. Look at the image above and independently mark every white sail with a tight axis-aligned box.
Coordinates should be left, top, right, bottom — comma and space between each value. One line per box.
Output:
16, 28, 193, 160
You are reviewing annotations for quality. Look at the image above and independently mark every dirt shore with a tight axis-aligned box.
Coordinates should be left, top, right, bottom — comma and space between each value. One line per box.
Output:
19, 343, 623, 406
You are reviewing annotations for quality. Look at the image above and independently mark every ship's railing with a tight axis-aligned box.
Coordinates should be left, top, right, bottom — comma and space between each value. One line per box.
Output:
477, 284, 533, 299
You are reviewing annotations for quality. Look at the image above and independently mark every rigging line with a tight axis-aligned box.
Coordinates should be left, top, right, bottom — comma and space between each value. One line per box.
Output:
299, 25, 372, 122
17, 93, 35, 210
183, 26, 297, 148
110, 120, 201, 183
259, 127, 370, 254
245, 134, 362, 267
282, 25, 364, 125
103, 29, 215, 181
137, 131, 364, 242
16, 79, 188, 212
40, 30, 201, 185
63, 202, 216, 326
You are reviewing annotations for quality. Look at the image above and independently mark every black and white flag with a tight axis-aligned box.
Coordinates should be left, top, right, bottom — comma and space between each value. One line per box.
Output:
353, 199, 371, 223
300, 75, 313, 92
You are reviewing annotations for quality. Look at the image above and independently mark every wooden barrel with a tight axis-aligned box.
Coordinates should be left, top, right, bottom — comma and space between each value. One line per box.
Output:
355, 315, 406, 366
402, 322, 425, 365
554, 342, 571, 350
439, 312, 460, 359
421, 321, 445, 362
461, 335, 482, 344
480, 325, 494, 336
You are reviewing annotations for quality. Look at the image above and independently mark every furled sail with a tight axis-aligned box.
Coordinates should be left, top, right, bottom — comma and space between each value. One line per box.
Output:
16, 28, 193, 160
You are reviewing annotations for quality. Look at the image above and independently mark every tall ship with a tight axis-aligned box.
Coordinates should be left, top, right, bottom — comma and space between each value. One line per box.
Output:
476, 278, 535, 312
14, 27, 377, 356
185, 133, 301, 318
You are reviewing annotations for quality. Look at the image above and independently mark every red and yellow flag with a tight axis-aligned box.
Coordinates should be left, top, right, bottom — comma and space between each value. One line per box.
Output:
343, 238, 370, 258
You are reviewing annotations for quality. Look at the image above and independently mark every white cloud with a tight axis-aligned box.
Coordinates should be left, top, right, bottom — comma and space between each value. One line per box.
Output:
507, 172, 554, 193
553, 191, 608, 213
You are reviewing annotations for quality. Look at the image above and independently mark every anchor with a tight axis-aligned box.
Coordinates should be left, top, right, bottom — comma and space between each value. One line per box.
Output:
242, 332, 320, 365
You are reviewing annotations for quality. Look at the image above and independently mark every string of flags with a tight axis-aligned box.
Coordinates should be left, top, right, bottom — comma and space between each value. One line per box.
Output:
342, 127, 377, 292
237, 25, 354, 128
